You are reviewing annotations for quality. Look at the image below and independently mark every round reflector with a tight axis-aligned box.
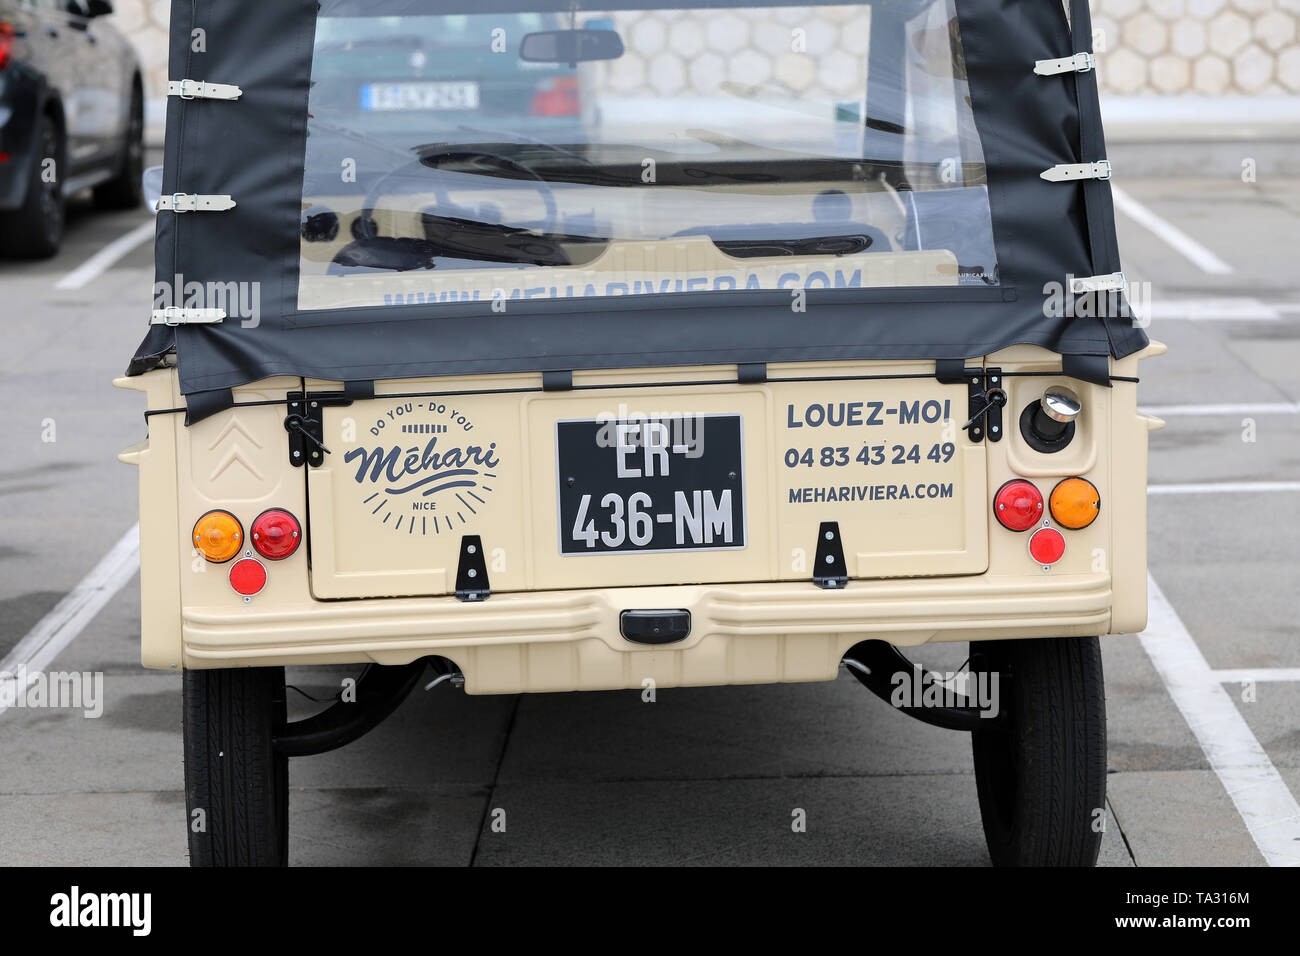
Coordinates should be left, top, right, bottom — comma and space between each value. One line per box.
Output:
1050, 477, 1101, 529
993, 479, 1044, 531
250, 508, 301, 560
1028, 527, 1066, 566
192, 510, 243, 563
229, 558, 267, 596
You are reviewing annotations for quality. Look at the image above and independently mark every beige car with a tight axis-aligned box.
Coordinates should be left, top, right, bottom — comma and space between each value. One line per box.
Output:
119, 0, 1155, 866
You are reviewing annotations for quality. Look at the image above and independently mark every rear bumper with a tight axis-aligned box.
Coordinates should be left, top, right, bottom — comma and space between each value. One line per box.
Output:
179, 573, 1113, 693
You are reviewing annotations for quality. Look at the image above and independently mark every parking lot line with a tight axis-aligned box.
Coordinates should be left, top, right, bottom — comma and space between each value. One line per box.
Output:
1211, 668, 1300, 684
1140, 402, 1300, 416
1142, 297, 1279, 321
54, 222, 155, 291
1148, 481, 1300, 495
1139, 574, 1300, 866
0, 524, 139, 716
1111, 185, 1234, 275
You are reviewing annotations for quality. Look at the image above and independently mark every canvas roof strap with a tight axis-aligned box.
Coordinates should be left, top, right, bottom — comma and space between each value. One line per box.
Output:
150, 308, 227, 326
1033, 52, 1095, 76
1070, 272, 1127, 294
166, 79, 242, 101
1040, 160, 1112, 182
155, 193, 236, 213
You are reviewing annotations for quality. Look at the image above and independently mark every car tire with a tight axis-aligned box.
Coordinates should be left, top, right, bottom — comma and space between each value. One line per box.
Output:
94, 83, 144, 210
183, 666, 289, 867
970, 636, 1106, 867
0, 113, 65, 258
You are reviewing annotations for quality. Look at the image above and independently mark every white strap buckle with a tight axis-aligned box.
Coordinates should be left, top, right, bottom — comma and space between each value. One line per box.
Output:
150, 308, 227, 326
156, 193, 236, 213
1034, 52, 1095, 76
1040, 160, 1112, 182
167, 79, 242, 101
1070, 272, 1126, 294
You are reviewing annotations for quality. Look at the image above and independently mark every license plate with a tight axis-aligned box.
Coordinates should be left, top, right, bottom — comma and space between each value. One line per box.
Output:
556, 414, 746, 555
360, 82, 481, 111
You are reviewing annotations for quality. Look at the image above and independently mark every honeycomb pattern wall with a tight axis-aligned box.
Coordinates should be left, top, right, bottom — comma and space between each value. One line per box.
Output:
1092, 0, 1300, 94
109, 0, 1300, 107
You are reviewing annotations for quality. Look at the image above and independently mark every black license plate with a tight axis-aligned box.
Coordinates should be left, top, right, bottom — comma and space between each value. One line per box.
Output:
556, 414, 746, 554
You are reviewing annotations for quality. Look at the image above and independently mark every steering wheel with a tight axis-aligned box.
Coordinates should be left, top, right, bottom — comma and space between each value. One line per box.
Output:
355, 148, 560, 242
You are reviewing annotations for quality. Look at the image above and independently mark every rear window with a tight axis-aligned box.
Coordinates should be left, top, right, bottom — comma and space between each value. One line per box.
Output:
299, 0, 998, 311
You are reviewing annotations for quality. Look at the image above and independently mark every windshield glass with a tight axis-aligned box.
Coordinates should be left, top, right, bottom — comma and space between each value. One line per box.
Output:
299, 0, 998, 311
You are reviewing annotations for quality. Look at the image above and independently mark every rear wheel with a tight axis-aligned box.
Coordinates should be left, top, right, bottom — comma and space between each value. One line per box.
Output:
0, 114, 65, 258
94, 83, 144, 210
183, 667, 289, 867
970, 636, 1106, 866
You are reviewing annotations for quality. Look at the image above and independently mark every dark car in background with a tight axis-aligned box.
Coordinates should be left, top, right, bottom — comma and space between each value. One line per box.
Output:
0, 0, 142, 258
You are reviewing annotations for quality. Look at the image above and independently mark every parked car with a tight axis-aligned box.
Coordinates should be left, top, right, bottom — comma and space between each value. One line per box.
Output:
0, 0, 142, 257
120, 0, 1154, 867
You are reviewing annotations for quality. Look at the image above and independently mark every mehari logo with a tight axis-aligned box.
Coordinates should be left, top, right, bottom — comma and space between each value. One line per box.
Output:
343, 401, 499, 535
49, 886, 151, 936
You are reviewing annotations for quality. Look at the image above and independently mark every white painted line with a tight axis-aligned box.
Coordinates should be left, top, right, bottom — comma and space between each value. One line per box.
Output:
1139, 574, 1300, 866
1111, 185, 1234, 275
1140, 402, 1300, 416
1149, 481, 1300, 495
1212, 669, 1300, 684
54, 221, 155, 291
0, 524, 140, 716
1142, 298, 1278, 321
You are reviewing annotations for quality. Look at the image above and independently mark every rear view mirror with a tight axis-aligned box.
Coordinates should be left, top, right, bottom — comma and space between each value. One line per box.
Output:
519, 28, 624, 65
142, 165, 163, 214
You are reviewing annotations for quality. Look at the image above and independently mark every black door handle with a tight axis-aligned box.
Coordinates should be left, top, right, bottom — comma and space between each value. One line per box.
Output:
45, 25, 59, 37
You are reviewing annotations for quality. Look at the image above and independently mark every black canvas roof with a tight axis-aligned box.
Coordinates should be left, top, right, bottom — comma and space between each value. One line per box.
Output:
130, 0, 1146, 421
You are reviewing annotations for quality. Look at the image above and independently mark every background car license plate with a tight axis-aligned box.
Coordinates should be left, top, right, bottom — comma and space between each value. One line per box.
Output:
556, 415, 746, 555
360, 82, 480, 111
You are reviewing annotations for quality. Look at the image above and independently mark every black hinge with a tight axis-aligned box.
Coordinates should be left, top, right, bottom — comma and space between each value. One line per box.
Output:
957, 366, 1006, 443
455, 535, 490, 601
285, 388, 360, 467
813, 521, 848, 589
936, 361, 1006, 444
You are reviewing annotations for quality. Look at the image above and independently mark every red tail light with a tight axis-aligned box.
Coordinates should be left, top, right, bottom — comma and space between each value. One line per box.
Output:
250, 508, 301, 560
993, 479, 1043, 532
0, 22, 16, 72
530, 75, 580, 117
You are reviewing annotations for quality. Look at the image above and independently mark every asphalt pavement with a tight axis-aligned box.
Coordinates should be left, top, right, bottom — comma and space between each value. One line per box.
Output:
0, 168, 1297, 866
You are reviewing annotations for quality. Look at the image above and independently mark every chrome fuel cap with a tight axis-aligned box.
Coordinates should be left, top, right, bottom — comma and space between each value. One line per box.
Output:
1041, 385, 1081, 423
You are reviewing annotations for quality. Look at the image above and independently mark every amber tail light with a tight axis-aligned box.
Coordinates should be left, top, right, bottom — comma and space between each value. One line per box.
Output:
1050, 477, 1100, 529
192, 511, 243, 563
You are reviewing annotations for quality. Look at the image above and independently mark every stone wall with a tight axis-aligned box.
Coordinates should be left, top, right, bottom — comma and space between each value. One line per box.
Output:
110, 0, 1300, 134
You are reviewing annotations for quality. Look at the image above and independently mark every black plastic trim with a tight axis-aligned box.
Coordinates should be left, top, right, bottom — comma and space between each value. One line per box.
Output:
620, 609, 691, 645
